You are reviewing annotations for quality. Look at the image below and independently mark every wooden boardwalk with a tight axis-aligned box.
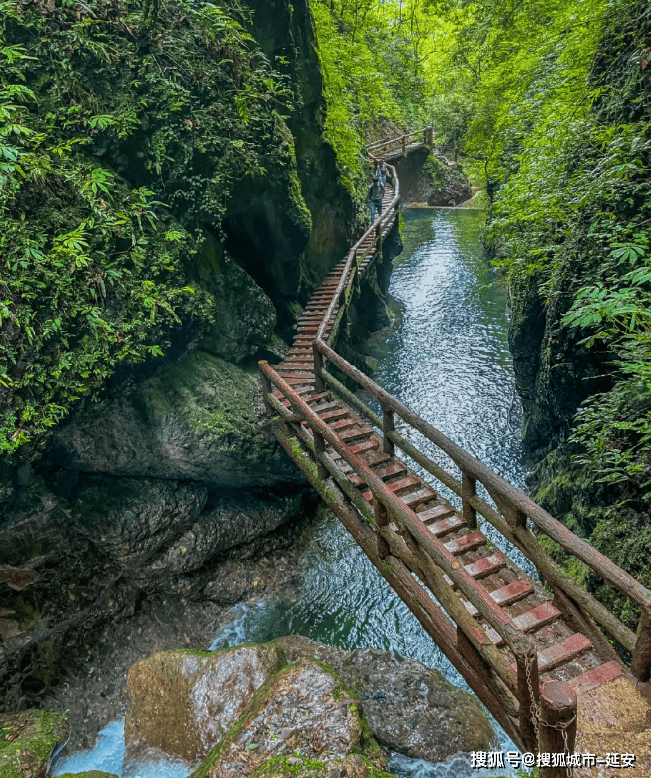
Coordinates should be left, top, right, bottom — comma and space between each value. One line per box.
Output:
259, 131, 651, 775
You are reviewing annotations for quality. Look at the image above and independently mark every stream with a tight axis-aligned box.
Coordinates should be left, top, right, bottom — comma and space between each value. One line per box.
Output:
53, 208, 528, 778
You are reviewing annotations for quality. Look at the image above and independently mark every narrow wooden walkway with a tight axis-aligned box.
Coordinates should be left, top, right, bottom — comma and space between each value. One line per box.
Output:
259, 131, 651, 774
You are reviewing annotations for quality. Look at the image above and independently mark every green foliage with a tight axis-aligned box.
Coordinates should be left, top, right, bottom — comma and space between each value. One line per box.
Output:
463, 0, 651, 623
310, 1, 439, 200
0, 0, 293, 455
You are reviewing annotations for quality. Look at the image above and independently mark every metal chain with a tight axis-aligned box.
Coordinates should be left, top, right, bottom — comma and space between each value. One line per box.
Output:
524, 654, 540, 738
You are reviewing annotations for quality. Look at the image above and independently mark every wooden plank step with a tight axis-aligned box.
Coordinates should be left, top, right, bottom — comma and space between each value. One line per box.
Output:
337, 425, 374, 442
361, 475, 421, 501
490, 579, 534, 607
303, 391, 329, 402
349, 464, 405, 487
400, 487, 437, 508
538, 633, 592, 672
485, 602, 561, 647
568, 661, 623, 695
275, 369, 314, 377
311, 401, 340, 413
508, 634, 592, 676
319, 407, 350, 422
349, 439, 379, 455
361, 450, 391, 466
417, 503, 456, 523
373, 462, 408, 480
444, 530, 486, 556
327, 417, 357, 432
427, 514, 467, 538
464, 553, 507, 580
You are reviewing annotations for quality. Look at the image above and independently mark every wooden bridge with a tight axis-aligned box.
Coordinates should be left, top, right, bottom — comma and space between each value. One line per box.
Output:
259, 131, 651, 775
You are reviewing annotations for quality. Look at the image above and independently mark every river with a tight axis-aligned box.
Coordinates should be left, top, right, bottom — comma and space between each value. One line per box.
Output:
53, 208, 527, 778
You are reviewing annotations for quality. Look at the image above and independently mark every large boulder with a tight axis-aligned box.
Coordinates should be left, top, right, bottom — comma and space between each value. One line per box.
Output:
71, 477, 208, 573
202, 661, 362, 778
48, 351, 301, 489
274, 635, 494, 763
125, 645, 284, 763
0, 710, 68, 778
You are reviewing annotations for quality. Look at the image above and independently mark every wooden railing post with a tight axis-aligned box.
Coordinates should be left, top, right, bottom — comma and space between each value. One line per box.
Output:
313, 428, 329, 481
630, 609, 651, 681
539, 682, 577, 778
461, 471, 477, 529
375, 219, 382, 255
516, 647, 540, 754
427, 126, 433, 146
313, 344, 325, 392
401, 134, 406, 154
382, 405, 395, 456
374, 500, 390, 558
259, 361, 275, 416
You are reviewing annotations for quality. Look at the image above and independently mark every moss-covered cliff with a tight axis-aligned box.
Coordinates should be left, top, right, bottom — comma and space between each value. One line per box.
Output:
0, 0, 368, 708
489, 0, 651, 626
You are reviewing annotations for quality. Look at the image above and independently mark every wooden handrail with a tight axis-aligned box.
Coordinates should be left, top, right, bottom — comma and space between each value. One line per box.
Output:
313, 340, 651, 615
367, 128, 429, 154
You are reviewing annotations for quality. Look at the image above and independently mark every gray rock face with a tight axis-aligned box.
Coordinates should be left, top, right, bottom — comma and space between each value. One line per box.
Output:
49, 351, 301, 489
204, 661, 362, 778
125, 645, 284, 762
146, 492, 302, 579
274, 635, 495, 763
72, 477, 208, 572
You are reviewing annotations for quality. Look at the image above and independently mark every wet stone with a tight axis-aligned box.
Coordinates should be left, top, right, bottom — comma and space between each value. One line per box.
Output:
124, 644, 283, 764
205, 661, 362, 778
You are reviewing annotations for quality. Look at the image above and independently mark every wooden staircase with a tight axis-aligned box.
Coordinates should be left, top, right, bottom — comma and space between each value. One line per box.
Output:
259, 134, 651, 774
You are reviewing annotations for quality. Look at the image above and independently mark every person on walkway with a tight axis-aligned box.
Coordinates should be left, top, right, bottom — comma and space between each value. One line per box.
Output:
377, 160, 392, 188
367, 173, 384, 223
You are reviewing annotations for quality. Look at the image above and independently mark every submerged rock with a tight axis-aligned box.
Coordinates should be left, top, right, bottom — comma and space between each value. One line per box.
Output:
0, 710, 68, 778
125, 644, 284, 762
56, 773, 118, 778
274, 635, 494, 763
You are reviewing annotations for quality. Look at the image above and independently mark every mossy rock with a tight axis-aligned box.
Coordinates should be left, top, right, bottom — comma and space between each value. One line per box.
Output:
55, 773, 119, 778
250, 753, 394, 777
125, 644, 284, 763
0, 710, 68, 778
49, 351, 302, 489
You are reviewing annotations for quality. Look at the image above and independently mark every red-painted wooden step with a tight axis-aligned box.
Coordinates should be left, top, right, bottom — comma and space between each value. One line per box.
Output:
417, 504, 456, 523
442, 530, 484, 556
568, 661, 622, 695
464, 553, 506, 580
400, 487, 437, 508
490, 579, 534, 606
426, 514, 467, 538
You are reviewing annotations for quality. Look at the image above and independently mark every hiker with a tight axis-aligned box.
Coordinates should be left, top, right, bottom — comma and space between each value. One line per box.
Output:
367, 173, 384, 223
377, 160, 392, 188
